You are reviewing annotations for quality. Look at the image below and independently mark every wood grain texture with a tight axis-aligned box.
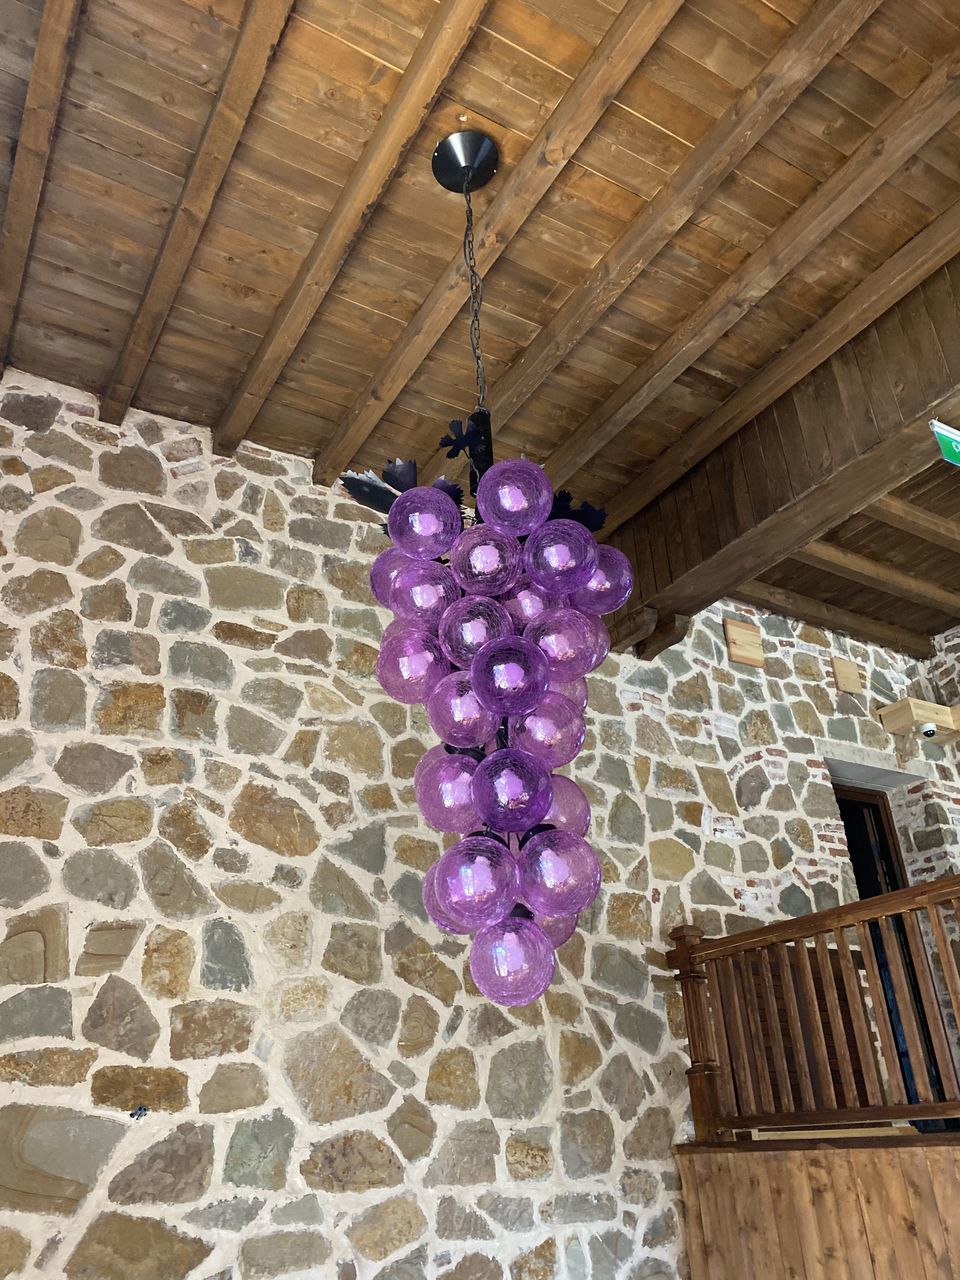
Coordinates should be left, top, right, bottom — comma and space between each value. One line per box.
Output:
795, 540, 960, 620
0, 0, 82, 363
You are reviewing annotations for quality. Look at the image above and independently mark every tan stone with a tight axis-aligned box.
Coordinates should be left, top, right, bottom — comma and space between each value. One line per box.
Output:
510, 1239, 556, 1280
170, 999, 255, 1058
387, 1094, 435, 1161
301, 1130, 403, 1192
559, 1031, 602, 1086
140, 748, 191, 784
263, 911, 312, 970
304, 681, 351, 716
325, 721, 384, 777
606, 893, 652, 942
141, 925, 194, 999
108, 1123, 213, 1205
0, 675, 17, 721
81, 975, 160, 1060
229, 781, 319, 857
426, 1047, 480, 1108
78, 545, 125, 579
0, 1103, 125, 1213
72, 797, 152, 846
505, 1132, 553, 1181
0, 903, 69, 984
393, 937, 460, 1005
347, 1193, 427, 1262
239, 1231, 330, 1279
287, 584, 328, 622
2, 568, 71, 615
0, 786, 67, 839
544, 991, 580, 1023
15, 506, 81, 565
215, 881, 282, 912
30, 608, 86, 666
95, 682, 165, 733
158, 799, 210, 861
64, 1212, 210, 1280
650, 837, 695, 881
0, 1226, 29, 1278
397, 994, 440, 1058
198, 1062, 268, 1113
75, 920, 143, 977
92, 1065, 189, 1112
284, 1025, 395, 1123
268, 976, 328, 1022
0, 1047, 97, 1086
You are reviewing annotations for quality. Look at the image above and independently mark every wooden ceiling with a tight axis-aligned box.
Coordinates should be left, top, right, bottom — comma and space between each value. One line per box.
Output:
2, 0, 960, 656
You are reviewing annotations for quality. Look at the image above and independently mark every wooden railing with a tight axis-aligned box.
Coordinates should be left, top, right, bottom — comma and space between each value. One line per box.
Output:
668, 876, 960, 1140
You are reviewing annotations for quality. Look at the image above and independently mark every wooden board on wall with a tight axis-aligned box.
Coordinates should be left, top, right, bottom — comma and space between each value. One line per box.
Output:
724, 617, 764, 668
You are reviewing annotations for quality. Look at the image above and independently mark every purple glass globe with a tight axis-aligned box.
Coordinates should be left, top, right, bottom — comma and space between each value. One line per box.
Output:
370, 547, 418, 608
524, 606, 598, 682
523, 518, 599, 594
387, 486, 462, 560
584, 614, 611, 671
544, 774, 591, 836
423, 862, 470, 934
390, 561, 461, 628
470, 917, 555, 1006
471, 636, 550, 717
377, 627, 450, 704
534, 912, 578, 947
569, 545, 634, 615
449, 525, 523, 596
499, 576, 564, 631
414, 747, 481, 833
476, 458, 554, 536
439, 596, 513, 668
549, 675, 588, 711
518, 829, 601, 916
426, 672, 500, 748
471, 747, 553, 833
433, 836, 520, 931
509, 692, 585, 768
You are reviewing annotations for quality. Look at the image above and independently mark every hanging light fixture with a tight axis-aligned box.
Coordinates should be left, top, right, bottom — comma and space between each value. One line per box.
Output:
340, 132, 634, 1007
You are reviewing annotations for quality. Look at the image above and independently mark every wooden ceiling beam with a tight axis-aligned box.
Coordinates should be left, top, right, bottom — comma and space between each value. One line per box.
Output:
556, 44, 960, 501
0, 0, 82, 365
731, 580, 933, 659
213, 0, 492, 456
98, 0, 294, 426
601, 197, 960, 537
864, 494, 960, 557
309, 0, 692, 484
794, 540, 960, 619
475, 0, 884, 447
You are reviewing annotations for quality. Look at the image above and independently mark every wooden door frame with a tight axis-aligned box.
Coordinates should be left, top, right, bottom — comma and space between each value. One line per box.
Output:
832, 783, 910, 894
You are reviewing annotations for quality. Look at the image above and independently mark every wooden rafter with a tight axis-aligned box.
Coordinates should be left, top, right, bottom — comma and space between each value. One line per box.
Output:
213, 0, 492, 455
732, 579, 933, 660
98, 0, 294, 425
551, 43, 960, 496
465, 0, 885, 453
0, 0, 82, 365
602, 199, 960, 537
313, 0, 685, 485
864, 495, 960, 558
794, 541, 960, 619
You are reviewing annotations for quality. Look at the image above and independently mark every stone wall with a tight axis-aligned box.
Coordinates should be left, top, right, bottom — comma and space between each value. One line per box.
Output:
0, 367, 958, 1280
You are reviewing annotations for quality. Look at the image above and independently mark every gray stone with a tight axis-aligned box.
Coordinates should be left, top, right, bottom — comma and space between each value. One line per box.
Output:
81, 975, 160, 1059
201, 920, 252, 991
241, 677, 302, 720
3, 391, 60, 430
736, 765, 769, 809
589, 1229, 633, 1280
157, 600, 211, 634
99, 445, 165, 495
93, 629, 162, 676
0, 731, 32, 781
226, 707, 285, 756
623, 1107, 673, 1161
139, 840, 215, 919
109, 1124, 214, 1204
15, 506, 82, 565
239, 1230, 330, 1278
477, 1193, 533, 1231
300, 1130, 403, 1192
169, 641, 234, 688
63, 848, 138, 910
309, 858, 376, 920
387, 1094, 435, 1162
691, 868, 735, 906
598, 1053, 646, 1120
437, 1198, 494, 1240
31, 667, 85, 729
185, 1196, 263, 1231
779, 884, 812, 917
54, 743, 134, 795
284, 1025, 395, 1124
591, 944, 648, 998
322, 922, 381, 984
541, 1193, 617, 1223
288, 515, 351, 549
92, 503, 173, 554
609, 793, 644, 843
272, 1194, 323, 1226
129, 557, 201, 597
342, 988, 402, 1045
332, 823, 386, 874
206, 566, 285, 611
560, 1110, 614, 1178
391, 872, 428, 923
614, 1002, 665, 1053
424, 1120, 499, 1186
224, 1110, 295, 1190
0, 987, 72, 1042
0, 841, 50, 907
486, 1040, 552, 1119
0, 1103, 126, 1215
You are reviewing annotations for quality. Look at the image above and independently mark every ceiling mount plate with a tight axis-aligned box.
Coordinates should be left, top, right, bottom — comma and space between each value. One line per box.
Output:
432, 130, 499, 193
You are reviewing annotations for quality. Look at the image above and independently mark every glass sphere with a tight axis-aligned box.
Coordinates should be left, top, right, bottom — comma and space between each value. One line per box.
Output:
499, 576, 564, 631
470, 917, 555, 1006
449, 525, 522, 596
518, 829, 601, 916
390, 561, 461, 628
433, 836, 520, 931
370, 547, 418, 608
584, 614, 611, 671
387, 486, 462, 559
544, 774, 591, 836
423, 861, 470, 933
525, 606, 598, 682
471, 747, 553, 833
377, 627, 450, 704
569, 544, 634, 615
439, 596, 513, 669
414, 747, 481, 833
510, 692, 585, 768
471, 636, 550, 717
534, 912, 578, 947
523, 518, 598, 594
549, 675, 588, 711
476, 458, 553, 536
427, 671, 500, 749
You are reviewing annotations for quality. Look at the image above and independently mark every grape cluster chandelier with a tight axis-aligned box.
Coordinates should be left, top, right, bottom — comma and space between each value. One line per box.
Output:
340, 133, 634, 1007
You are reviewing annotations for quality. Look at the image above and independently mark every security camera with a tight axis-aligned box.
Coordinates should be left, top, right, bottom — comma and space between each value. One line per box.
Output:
919, 722, 938, 739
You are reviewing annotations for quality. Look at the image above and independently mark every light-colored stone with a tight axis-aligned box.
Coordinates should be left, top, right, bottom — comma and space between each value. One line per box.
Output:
108, 1124, 214, 1204
284, 1025, 395, 1123
0, 1104, 124, 1213
239, 1230, 330, 1278
170, 998, 254, 1058
348, 1194, 428, 1262
64, 1212, 210, 1280
229, 781, 319, 857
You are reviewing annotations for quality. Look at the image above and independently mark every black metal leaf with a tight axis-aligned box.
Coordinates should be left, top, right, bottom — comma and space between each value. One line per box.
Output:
432, 477, 464, 507
383, 458, 418, 492
438, 417, 469, 459
550, 488, 606, 532
340, 469, 399, 515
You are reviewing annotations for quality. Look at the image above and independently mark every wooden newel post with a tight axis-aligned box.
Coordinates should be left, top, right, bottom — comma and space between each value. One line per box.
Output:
668, 924, 725, 1142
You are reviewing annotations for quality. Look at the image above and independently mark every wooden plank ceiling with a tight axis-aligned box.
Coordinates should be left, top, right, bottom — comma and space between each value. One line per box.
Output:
2, 0, 960, 656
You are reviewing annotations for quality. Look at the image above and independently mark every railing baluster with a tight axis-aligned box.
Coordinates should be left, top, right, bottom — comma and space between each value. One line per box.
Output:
775, 940, 816, 1112
717, 954, 757, 1116
855, 920, 908, 1106
705, 958, 738, 1119
928, 902, 960, 1034
757, 945, 794, 1113
833, 925, 883, 1106
878, 913, 934, 1103
792, 937, 837, 1110
735, 950, 775, 1114
813, 932, 859, 1108
902, 908, 959, 1100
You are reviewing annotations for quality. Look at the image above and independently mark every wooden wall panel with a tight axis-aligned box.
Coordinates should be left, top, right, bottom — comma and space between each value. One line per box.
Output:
677, 1138, 960, 1280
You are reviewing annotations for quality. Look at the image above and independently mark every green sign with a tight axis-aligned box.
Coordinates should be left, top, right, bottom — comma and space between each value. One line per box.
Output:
931, 419, 960, 466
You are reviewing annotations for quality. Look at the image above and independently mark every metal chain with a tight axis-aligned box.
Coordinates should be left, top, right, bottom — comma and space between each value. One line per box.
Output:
463, 176, 487, 411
